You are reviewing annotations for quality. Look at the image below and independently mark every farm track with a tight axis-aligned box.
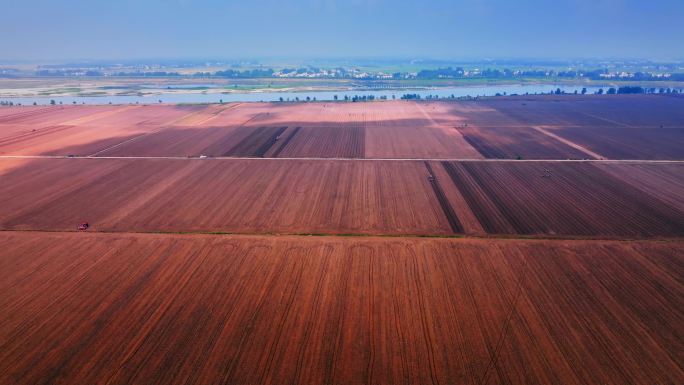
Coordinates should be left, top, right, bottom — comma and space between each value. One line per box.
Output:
531, 125, 605, 159
3, 228, 684, 242
1, 154, 683, 162
86, 132, 156, 157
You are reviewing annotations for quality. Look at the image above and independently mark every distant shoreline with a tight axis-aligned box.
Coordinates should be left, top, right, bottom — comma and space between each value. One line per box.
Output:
2, 76, 684, 98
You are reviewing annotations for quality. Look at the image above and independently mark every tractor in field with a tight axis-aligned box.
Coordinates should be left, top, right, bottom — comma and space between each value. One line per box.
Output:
77, 222, 89, 231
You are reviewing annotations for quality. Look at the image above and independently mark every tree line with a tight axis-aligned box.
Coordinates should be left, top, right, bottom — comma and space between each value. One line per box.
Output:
34, 66, 684, 81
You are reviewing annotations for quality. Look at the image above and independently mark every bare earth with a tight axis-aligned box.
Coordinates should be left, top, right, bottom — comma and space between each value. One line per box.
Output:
0, 95, 682, 384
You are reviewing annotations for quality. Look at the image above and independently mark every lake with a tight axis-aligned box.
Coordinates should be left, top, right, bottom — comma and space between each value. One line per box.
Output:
1, 84, 613, 105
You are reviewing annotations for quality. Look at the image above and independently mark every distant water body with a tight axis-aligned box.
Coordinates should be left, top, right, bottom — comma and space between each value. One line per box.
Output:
2, 84, 616, 105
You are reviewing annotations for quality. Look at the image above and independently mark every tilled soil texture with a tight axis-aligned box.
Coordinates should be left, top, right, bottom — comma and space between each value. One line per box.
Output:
1, 96, 683, 385
0, 104, 200, 156
0, 232, 682, 385
0, 158, 455, 235
2, 96, 682, 159
462, 95, 684, 160
0, 158, 682, 237
438, 161, 684, 237
0, 101, 481, 159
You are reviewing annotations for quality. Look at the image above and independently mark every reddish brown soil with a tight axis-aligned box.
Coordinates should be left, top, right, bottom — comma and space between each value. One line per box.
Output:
0, 97, 683, 385
85, 101, 482, 158
449, 95, 684, 160
456, 125, 590, 159
267, 125, 365, 158
0, 158, 454, 235
0, 105, 197, 156
596, 162, 684, 209
362, 101, 482, 159
439, 161, 684, 237
554, 125, 684, 159
0, 232, 682, 385
0, 101, 484, 158
475, 94, 684, 127
2, 96, 682, 159
0, 158, 681, 238
0, 105, 115, 126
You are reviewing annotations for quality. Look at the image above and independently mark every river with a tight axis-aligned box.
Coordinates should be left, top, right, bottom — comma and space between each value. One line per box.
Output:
1, 84, 615, 105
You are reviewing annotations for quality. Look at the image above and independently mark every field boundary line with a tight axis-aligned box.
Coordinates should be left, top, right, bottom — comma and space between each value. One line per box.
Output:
60, 105, 141, 126
85, 133, 156, 157
415, 101, 484, 158
190, 103, 241, 126
169, 102, 241, 127
532, 126, 606, 160
1, 229, 682, 243
573, 109, 636, 128
1, 155, 683, 163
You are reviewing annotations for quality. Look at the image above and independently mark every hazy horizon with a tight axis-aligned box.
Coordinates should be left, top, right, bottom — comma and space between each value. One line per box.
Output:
2, 0, 683, 62
3, 56, 684, 66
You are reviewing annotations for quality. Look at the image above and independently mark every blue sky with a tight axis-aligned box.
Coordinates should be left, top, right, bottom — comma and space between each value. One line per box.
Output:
2, 0, 683, 61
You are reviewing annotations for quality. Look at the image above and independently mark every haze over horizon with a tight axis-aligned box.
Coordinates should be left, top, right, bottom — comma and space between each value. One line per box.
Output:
2, 0, 683, 62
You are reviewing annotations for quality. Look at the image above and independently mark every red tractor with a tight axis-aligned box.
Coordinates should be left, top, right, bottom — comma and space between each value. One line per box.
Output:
78, 222, 89, 231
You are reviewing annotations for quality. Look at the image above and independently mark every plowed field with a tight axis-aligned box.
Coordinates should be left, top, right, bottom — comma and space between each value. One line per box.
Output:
0, 233, 681, 385
0, 158, 454, 235
0, 158, 682, 238
0, 96, 683, 385
439, 161, 684, 237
